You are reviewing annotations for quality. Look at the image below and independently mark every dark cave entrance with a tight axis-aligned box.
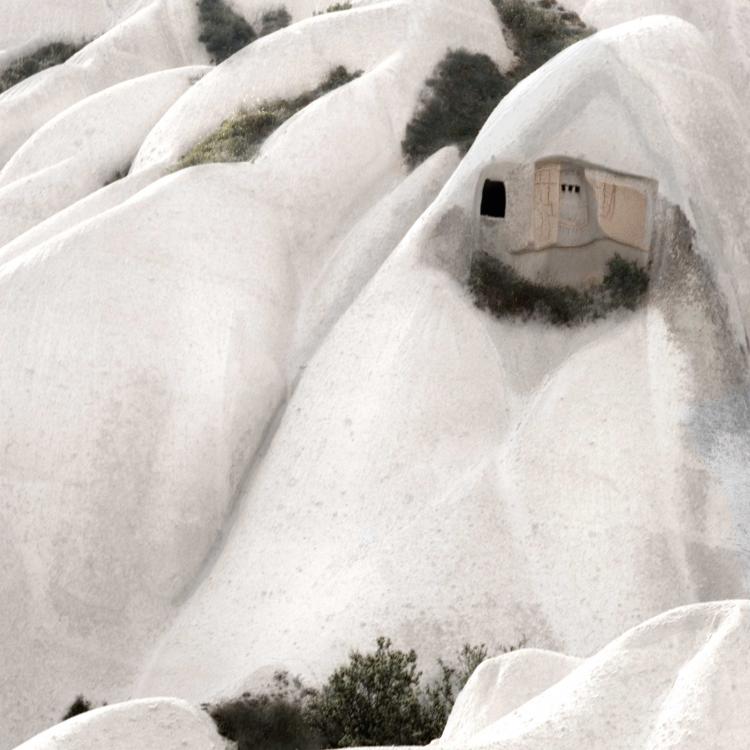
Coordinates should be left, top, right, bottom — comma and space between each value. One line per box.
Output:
480, 179, 506, 218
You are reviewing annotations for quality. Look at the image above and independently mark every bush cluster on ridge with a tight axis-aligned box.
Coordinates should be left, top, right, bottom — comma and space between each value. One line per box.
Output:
177, 66, 361, 168
197, 0, 292, 63
402, 0, 592, 166
203, 637, 521, 750
0, 41, 86, 95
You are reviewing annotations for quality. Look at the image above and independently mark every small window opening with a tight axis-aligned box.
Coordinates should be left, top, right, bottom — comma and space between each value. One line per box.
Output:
481, 180, 506, 218
574, 185, 580, 194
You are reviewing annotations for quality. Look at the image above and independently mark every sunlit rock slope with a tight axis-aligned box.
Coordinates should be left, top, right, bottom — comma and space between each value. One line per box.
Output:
1, 0, 748, 747
437, 601, 750, 749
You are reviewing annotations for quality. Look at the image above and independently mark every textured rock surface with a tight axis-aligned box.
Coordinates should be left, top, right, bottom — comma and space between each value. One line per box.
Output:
137, 13, 750, 705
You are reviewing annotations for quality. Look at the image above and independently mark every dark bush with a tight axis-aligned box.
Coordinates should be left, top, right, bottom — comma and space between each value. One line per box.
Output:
401, 1, 593, 167
0, 41, 85, 95
207, 672, 321, 750
304, 637, 434, 746
259, 7, 292, 36
304, 638, 514, 746
197, 0, 257, 63
401, 49, 513, 168
602, 253, 650, 310
469, 251, 650, 325
313, 2, 352, 13
62, 695, 92, 721
492, 0, 592, 77
206, 638, 520, 749
177, 65, 361, 167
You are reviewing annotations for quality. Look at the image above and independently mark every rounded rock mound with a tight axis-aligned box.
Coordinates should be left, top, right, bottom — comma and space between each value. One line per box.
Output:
12, 698, 225, 750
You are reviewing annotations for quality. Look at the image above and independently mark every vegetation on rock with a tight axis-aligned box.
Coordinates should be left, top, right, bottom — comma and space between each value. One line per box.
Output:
259, 7, 293, 36
177, 66, 361, 168
402, 50, 513, 168
402, 0, 593, 166
207, 672, 320, 750
61, 695, 93, 721
492, 0, 591, 78
305, 636, 438, 746
469, 252, 650, 325
313, 3, 353, 14
197, 0, 257, 63
0, 41, 86, 95
205, 636, 522, 749
197, 1, 293, 63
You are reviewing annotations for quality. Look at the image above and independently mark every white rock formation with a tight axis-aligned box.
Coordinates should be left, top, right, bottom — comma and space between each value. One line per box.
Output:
0, 0, 749, 748
12, 698, 226, 750
438, 601, 750, 749
564, 0, 750, 110
136, 12, 750, 705
441, 650, 582, 742
0, 66, 208, 245
0, 1, 508, 745
0, 0, 149, 55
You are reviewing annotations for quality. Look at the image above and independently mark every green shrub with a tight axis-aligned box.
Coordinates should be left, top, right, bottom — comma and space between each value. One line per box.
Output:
402, 49, 513, 168
259, 7, 292, 36
492, 0, 592, 77
304, 637, 434, 746
207, 672, 321, 750
177, 65, 361, 168
0, 41, 85, 95
469, 252, 650, 325
62, 695, 92, 721
197, 0, 257, 63
304, 638, 517, 746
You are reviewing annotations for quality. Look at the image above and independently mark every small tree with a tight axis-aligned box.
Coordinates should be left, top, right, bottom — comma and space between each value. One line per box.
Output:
305, 637, 432, 747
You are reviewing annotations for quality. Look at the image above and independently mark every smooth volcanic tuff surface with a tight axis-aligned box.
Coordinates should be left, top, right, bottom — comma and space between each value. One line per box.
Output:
0, 0, 508, 745
1, 0, 749, 748
437, 602, 750, 749
137, 12, 750, 702
12, 698, 226, 750
0, 65, 208, 246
